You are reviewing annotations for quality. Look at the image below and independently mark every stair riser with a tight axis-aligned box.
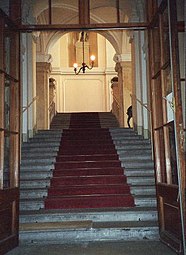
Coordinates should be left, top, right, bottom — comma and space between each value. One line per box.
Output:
20, 197, 156, 211
20, 201, 44, 211
54, 161, 121, 169
19, 227, 159, 245
20, 211, 158, 223
53, 168, 123, 176
121, 162, 154, 168
134, 198, 157, 207
21, 188, 156, 198
117, 148, 152, 153
60, 140, 113, 145
21, 154, 58, 159
21, 165, 54, 171
111, 136, 143, 140
62, 134, 111, 138
50, 176, 127, 185
20, 172, 52, 179
48, 185, 130, 196
131, 187, 156, 195
62, 130, 110, 135
119, 155, 152, 160
56, 155, 119, 161
45, 195, 134, 209
21, 185, 157, 199
20, 190, 47, 199
21, 159, 55, 164
22, 147, 59, 152
28, 137, 61, 142
22, 143, 60, 148
20, 180, 50, 188
58, 149, 117, 154
127, 177, 155, 185
124, 168, 154, 175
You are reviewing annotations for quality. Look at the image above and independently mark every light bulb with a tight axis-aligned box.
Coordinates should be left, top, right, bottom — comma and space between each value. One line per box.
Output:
73, 63, 78, 68
90, 55, 95, 61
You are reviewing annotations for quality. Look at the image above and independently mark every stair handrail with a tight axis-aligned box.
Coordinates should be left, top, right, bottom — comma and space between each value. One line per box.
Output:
130, 94, 151, 112
22, 96, 38, 113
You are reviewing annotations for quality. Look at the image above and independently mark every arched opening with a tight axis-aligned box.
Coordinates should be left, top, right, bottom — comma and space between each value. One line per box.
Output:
47, 31, 117, 113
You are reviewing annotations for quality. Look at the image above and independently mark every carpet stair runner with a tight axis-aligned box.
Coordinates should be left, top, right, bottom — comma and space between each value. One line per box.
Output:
45, 113, 135, 209
19, 112, 158, 244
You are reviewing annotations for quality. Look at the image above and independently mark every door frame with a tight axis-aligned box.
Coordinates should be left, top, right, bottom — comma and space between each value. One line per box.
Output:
0, 3, 21, 255
148, 0, 185, 253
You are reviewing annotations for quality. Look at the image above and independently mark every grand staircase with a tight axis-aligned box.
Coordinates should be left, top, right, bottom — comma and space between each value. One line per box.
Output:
19, 112, 158, 244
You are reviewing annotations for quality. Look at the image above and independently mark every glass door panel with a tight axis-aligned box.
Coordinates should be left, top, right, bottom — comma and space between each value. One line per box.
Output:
148, 0, 185, 252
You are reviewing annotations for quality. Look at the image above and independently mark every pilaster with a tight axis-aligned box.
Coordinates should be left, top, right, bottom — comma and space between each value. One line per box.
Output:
36, 62, 51, 129
114, 54, 132, 127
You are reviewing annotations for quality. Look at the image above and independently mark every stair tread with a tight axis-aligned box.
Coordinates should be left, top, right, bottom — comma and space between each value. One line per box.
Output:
19, 220, 158, 232
20, 206, 158, 216
20, 220, 93, 231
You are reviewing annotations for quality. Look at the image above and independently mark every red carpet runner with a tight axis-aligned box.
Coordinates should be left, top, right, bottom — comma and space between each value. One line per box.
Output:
45, 113, 134, 209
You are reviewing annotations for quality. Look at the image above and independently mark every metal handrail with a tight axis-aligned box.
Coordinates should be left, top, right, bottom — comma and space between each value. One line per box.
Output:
22, 96, 38, 113
130, 94, 151, 112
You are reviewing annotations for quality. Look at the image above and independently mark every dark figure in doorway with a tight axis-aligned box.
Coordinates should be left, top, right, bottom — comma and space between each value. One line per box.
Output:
126, 105, 132, 128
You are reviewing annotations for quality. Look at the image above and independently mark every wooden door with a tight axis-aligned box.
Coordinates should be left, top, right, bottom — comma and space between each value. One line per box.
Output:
0, 13, 20, 255
148, 0, 185, 253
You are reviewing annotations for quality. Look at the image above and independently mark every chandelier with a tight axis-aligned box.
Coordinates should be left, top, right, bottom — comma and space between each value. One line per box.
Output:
73, 32, 96, 75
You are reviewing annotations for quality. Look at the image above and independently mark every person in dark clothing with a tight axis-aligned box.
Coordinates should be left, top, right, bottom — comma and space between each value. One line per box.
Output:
126, 105, 132, 128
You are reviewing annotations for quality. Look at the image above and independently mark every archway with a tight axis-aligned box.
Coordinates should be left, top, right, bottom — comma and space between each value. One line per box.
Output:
47, 31, 117, 113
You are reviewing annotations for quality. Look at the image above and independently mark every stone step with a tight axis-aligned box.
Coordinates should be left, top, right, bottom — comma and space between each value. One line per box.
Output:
117, 147, 152, 153
21, 153, 58, 159
19, 220, 159, 245
22, 142, 60, 148
20, 171, 52, 179
21, 158, 55, 164
19, 207, 158, 223
20, 199, 45, 211
20, 188, 48, 199
131, 186, 156, 196
114, 140, 150, 145
33, 134, 62, 139
127, 176, 155, 185
21, 147, 59, 153
124, 169, 154, 177
20, 183, 156, 199
121, 161, 154, 168
28, 137, 61, 143
20, 179, 50, 188
119, 155, 152, 161
20, 193, 156, 211
20, 164, 54, 171
50, 126, 69, 129
109, 128, 136, 133
36, 130, 62, 134
111, 135, 143, 140
134, 196, 157, 207
116, 144, 152, 150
